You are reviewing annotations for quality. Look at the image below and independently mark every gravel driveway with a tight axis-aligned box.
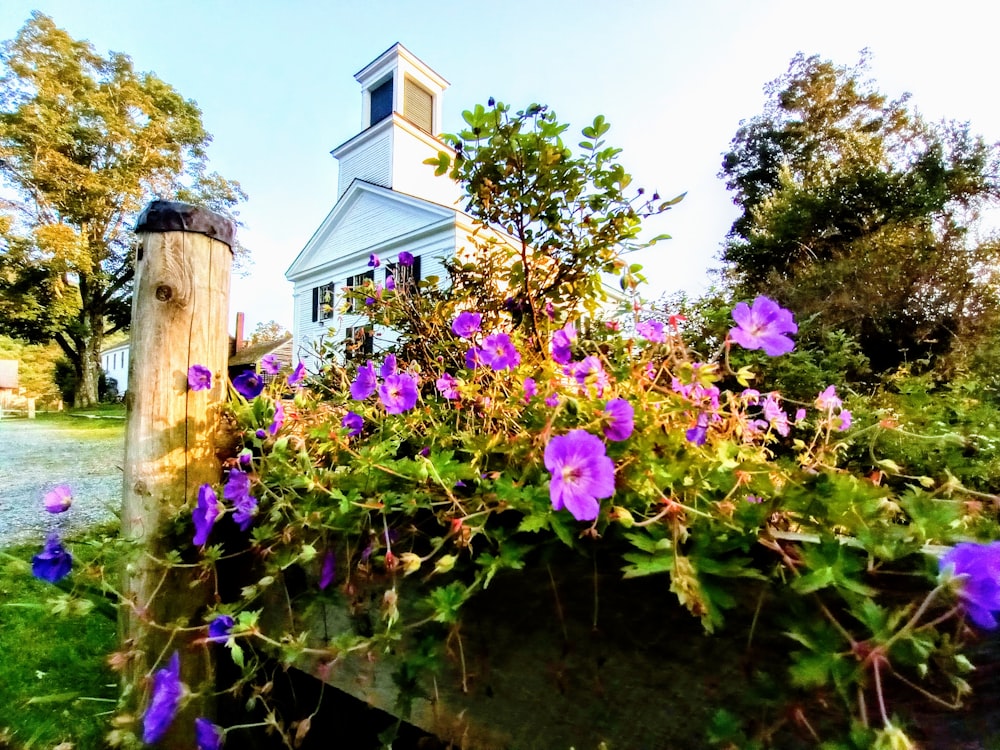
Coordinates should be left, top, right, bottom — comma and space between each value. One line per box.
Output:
0, 417, 125, 548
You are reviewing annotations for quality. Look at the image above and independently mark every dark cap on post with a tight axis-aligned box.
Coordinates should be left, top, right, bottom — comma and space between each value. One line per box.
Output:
135, 200, 236, 249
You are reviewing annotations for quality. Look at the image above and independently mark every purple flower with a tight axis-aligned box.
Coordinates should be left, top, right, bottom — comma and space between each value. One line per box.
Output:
379, 354, 398, 378
350, 360, 377, 400
480, 333, 520, 371
260, 354, 281, 376
268, 400, 285, 436
207, 614, 234, 643
365, 295, 376, 306
686, 413, 709, 446
729, 296, 797, 356
544, 430, 616, 521
816, 385, 842, 411
551, 323, 577, 365
43, 484, 73, 513
545, 302, 555, 320
188, 364, 212, 391
398, 251, 414, 267
142, 652, 184, 744
795, 408, 807, 423
464, 347, 483, 370
837, 410, 852, 431
193, 484, 220, 546
319, 550, 336, 590
940, 542, 1000, 629
224, 470, 257, 531
385, 274, 396, 291
763, 393, 789, 437
238, 449, 252, 465
545, 393, 560, 408
379, 373, 419, 414
523, 377, 537, 402
603, 398, 634, 442
566, 356, 610, 397
419, 446, 431, 457
452, 311, 482, 339
636, 320, 666, 344
342, 411, 364, 437
368, 253, 380, 268
255, 428, 266, 439
287, 361, 306, 387
233, 370, 264, 399
436, 373, 460, 400
32, 534, 72, 583
195, 718, 225, 750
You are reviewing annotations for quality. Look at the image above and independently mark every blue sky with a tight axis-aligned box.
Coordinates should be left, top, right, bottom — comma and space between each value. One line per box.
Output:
2, 0, 998, 334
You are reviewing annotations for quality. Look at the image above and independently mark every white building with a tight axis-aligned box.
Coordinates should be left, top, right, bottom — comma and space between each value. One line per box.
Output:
101, 341, 130, 393
286, 43, 472, 368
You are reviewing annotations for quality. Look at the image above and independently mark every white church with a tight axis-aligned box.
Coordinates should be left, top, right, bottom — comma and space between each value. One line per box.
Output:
285, 44, 476, 367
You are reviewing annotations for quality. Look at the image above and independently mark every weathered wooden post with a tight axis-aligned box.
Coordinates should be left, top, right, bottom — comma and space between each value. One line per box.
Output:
122, 201, 234, 745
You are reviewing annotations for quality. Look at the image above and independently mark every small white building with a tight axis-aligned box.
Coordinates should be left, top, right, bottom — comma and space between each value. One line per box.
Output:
286, 43, 471, 368
101, 341, 130, 393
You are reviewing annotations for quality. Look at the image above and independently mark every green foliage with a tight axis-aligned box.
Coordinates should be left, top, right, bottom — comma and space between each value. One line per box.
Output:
720, 52, 1000, 374
0, 13, 246, 406
0, 335, 61, 401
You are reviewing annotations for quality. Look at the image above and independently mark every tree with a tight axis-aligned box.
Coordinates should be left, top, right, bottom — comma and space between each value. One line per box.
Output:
720, 52, 1000, 374
247, 320, 289, 346
429, 102, 680, 349
0, 13, 246, 406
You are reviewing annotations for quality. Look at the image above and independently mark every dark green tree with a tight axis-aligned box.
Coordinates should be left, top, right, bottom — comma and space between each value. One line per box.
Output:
0, 13, 246, 406
720, 52, 1000, 374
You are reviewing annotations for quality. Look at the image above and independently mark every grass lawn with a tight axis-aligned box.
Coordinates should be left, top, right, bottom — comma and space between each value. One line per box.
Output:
0, 530, 120, 749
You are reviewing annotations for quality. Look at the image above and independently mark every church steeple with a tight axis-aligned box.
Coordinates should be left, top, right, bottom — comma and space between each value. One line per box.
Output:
331, 44, 459, 207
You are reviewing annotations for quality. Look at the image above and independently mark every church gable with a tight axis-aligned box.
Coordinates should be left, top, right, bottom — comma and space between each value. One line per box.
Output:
286, 182, 453, 279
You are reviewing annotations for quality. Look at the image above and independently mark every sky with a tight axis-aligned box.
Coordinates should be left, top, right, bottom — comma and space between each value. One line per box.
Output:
2, 0, 998, 336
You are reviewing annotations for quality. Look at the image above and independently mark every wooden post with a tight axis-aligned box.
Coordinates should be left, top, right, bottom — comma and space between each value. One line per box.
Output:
122, 201, 234, 746
27, 397, 35, 419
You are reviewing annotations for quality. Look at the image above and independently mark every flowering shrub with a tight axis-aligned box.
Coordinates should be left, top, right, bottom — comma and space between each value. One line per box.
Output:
21, 102, 1000, 748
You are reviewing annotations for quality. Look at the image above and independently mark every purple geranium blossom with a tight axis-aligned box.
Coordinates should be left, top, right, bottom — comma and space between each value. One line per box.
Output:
452, 311, 482, 339
523, 377, 537, 402
342, 411, 364, 437
379, 373, 419, 414
544, 430, 616, 521
636, 320, 667, 344
480, 333, 520, 371
464, 347, 483, 370
43, 484, 73, 513
350, 361, 378, 400
32, 533, 72, 583
398, 251, 414, 267
319, 550, 336, 590
268, 400, 285, 436
729, 296, 797, 356
142, 651, 184, 744
603, 398, 634, 442
837, 410, 852, 431
545, 393, 560, 408
260, 354, 281, 376
224, 470, 257, 531
232, 370, 264, 399
940, 541, 1000, 629
287, 361, 306, 387
188, 364, 212, 392
193, 484, 220, 546
566, 356, 611, 397
379, 354, 398, 378
762, 393, 789, 437
207, 614, 235, 643
686, 413, 709, 446
368, 253, 380, 268
795, 408, 807, 423
816, 385, 842, 411
195, 717, 225, 750
386, 274, 396, 291
550, 322, 577, 365
436, 373, 460, 400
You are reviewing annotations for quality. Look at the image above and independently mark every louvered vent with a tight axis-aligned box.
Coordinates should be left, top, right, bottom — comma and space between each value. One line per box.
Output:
404, 78, 433, 133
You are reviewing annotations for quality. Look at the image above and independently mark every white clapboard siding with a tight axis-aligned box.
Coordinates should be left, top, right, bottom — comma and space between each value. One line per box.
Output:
337, 127, 392, 197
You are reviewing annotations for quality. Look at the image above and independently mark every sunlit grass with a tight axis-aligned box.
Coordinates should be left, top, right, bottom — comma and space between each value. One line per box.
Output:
0, 530, 120, 748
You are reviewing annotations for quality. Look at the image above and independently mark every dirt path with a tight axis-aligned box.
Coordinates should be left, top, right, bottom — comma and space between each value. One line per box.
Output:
0, 418, 125, 547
